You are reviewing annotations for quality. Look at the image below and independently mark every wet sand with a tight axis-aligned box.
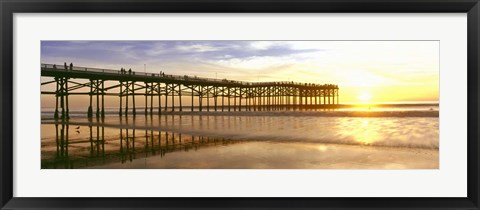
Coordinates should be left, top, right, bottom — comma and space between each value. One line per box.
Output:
41, 112, 439, 169
41, 123, 438, 169
87, 141, 438, 169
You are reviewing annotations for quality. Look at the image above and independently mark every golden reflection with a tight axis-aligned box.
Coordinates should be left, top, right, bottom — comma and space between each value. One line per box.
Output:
349, 103, 376, 111
317, 145, 328, 151
353, 119, 379, 146
362, 120, 369, 126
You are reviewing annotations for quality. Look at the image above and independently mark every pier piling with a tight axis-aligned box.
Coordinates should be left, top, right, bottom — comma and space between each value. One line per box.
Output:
41, 63, 340, 118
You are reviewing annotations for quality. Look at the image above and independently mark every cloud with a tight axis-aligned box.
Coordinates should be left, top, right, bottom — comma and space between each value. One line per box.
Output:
41, 40, 323, 65
175, 44, 223, 53
40, 40, 326, 82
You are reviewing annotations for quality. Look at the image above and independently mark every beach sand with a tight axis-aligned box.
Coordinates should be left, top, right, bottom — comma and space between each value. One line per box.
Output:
86, 141, 438, 169
41, 112, 439, 169
41, 123, 438, 169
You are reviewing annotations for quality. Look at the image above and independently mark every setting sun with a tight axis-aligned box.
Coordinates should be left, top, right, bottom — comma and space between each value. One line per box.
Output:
358, 92, 372, 102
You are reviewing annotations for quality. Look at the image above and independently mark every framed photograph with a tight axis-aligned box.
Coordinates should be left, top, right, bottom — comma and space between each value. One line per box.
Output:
1, 0, 479, 209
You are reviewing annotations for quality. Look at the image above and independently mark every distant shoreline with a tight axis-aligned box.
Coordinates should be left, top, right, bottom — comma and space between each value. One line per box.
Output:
337, 103, 438, 107
40, 102, 439, 110
41, 110, 439, 119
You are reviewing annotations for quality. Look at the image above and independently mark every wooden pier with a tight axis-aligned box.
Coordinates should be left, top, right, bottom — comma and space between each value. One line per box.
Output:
41, 63, 340, 119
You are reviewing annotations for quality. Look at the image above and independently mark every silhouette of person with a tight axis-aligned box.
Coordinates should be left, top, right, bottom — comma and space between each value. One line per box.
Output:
53, 64, 57, 69
69, 63, 73, 70
128, 68, 132, 75
64, 62, 67, 70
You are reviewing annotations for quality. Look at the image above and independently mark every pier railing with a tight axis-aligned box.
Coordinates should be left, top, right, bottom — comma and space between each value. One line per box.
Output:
41, 63, 337, 88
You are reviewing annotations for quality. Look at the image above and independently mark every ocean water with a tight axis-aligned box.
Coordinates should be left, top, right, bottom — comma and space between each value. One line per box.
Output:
41, 105, 439, 169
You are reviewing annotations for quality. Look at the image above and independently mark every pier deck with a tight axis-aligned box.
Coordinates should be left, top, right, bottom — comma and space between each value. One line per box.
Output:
41, 63, 339, 118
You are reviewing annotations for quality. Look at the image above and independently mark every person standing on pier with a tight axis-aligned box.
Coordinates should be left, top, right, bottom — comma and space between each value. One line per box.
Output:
64, 62, 67, 70
128, 68, 132, 75
69, 63, 73, 70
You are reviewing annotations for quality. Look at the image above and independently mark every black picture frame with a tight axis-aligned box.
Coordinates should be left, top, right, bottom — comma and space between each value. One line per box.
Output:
1, 0, 479, 209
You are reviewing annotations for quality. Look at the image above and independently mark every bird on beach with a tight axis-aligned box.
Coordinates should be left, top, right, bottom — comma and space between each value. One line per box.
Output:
76, 130, 80, 134
75, 126, 80, 129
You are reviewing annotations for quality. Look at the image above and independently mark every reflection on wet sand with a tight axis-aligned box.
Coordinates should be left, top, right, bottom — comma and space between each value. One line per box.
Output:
41, 118, 243, 169
41, 113, 439, 169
